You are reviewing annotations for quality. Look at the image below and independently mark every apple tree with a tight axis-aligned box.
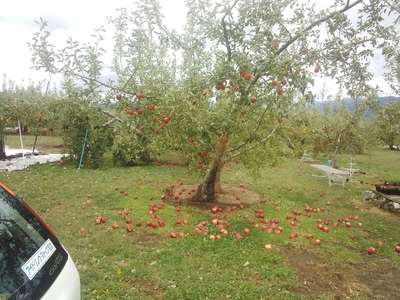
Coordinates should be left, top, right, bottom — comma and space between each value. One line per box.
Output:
0, 77, 52, 157
371, 100, 400, 150
311, 94, 372, 168
29, 0, 400, 202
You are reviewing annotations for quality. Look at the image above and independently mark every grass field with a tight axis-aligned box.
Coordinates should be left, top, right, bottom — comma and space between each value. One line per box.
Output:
4, 133, 64, 154
1, 138, 400, 299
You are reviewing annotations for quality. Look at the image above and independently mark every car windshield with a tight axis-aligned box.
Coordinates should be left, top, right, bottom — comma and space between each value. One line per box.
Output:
0, 185, 66, 300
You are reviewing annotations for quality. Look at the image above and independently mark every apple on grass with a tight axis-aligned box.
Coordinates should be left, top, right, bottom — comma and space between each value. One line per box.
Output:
367, 247, 376, 255
235, 233, 243, 241
264, 244, 272, 250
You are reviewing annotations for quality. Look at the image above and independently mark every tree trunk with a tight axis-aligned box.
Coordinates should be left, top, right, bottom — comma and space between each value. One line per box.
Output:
0, 137, 6, 160
330, 146, 339, 169
191, 133, 230, 203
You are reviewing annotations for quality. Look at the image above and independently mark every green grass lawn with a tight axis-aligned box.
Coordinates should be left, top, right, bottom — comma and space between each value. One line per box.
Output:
1, 146, 400, 299
4, 133, 64, 154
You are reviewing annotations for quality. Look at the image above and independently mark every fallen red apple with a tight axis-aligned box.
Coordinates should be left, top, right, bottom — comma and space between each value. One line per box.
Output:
264, 244, 272, 250
79, 227, 86, 233
367, 247, 376, 255
112, 222, 119, 229
314, 239, 321, 246
235, 233, 243, 241
126, 225, 133, 232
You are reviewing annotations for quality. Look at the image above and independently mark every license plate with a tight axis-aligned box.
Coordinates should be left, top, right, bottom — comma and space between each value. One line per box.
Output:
21, 239, 56, 280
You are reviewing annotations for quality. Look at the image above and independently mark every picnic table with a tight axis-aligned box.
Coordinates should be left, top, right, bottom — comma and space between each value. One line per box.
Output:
310, 164, 349, 189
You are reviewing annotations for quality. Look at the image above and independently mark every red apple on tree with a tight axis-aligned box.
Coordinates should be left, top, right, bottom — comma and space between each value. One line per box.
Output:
244, 73, 251, 80
136, 93, 143, 99
116, 94, 122, 100
127, 109, 133, 115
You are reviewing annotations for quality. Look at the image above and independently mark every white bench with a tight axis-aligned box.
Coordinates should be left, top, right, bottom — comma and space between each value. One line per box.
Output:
310, 164, 349, 189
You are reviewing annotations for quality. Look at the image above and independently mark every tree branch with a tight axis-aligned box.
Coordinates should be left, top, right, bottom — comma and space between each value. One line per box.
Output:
276, 0, 364, 56
226, 123, 280, 160
246, 0, 364, 90
221, 0, 241, 62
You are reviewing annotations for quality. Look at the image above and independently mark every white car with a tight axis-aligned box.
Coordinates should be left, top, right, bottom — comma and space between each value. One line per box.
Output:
0, 182, 80, 300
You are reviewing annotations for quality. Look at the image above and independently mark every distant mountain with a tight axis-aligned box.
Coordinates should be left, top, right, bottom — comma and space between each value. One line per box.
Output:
311, 96, 400, 111
377, 96, 400, 105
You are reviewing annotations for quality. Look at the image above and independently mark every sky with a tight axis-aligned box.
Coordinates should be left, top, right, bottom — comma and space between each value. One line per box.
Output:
0, 0, 397, 97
